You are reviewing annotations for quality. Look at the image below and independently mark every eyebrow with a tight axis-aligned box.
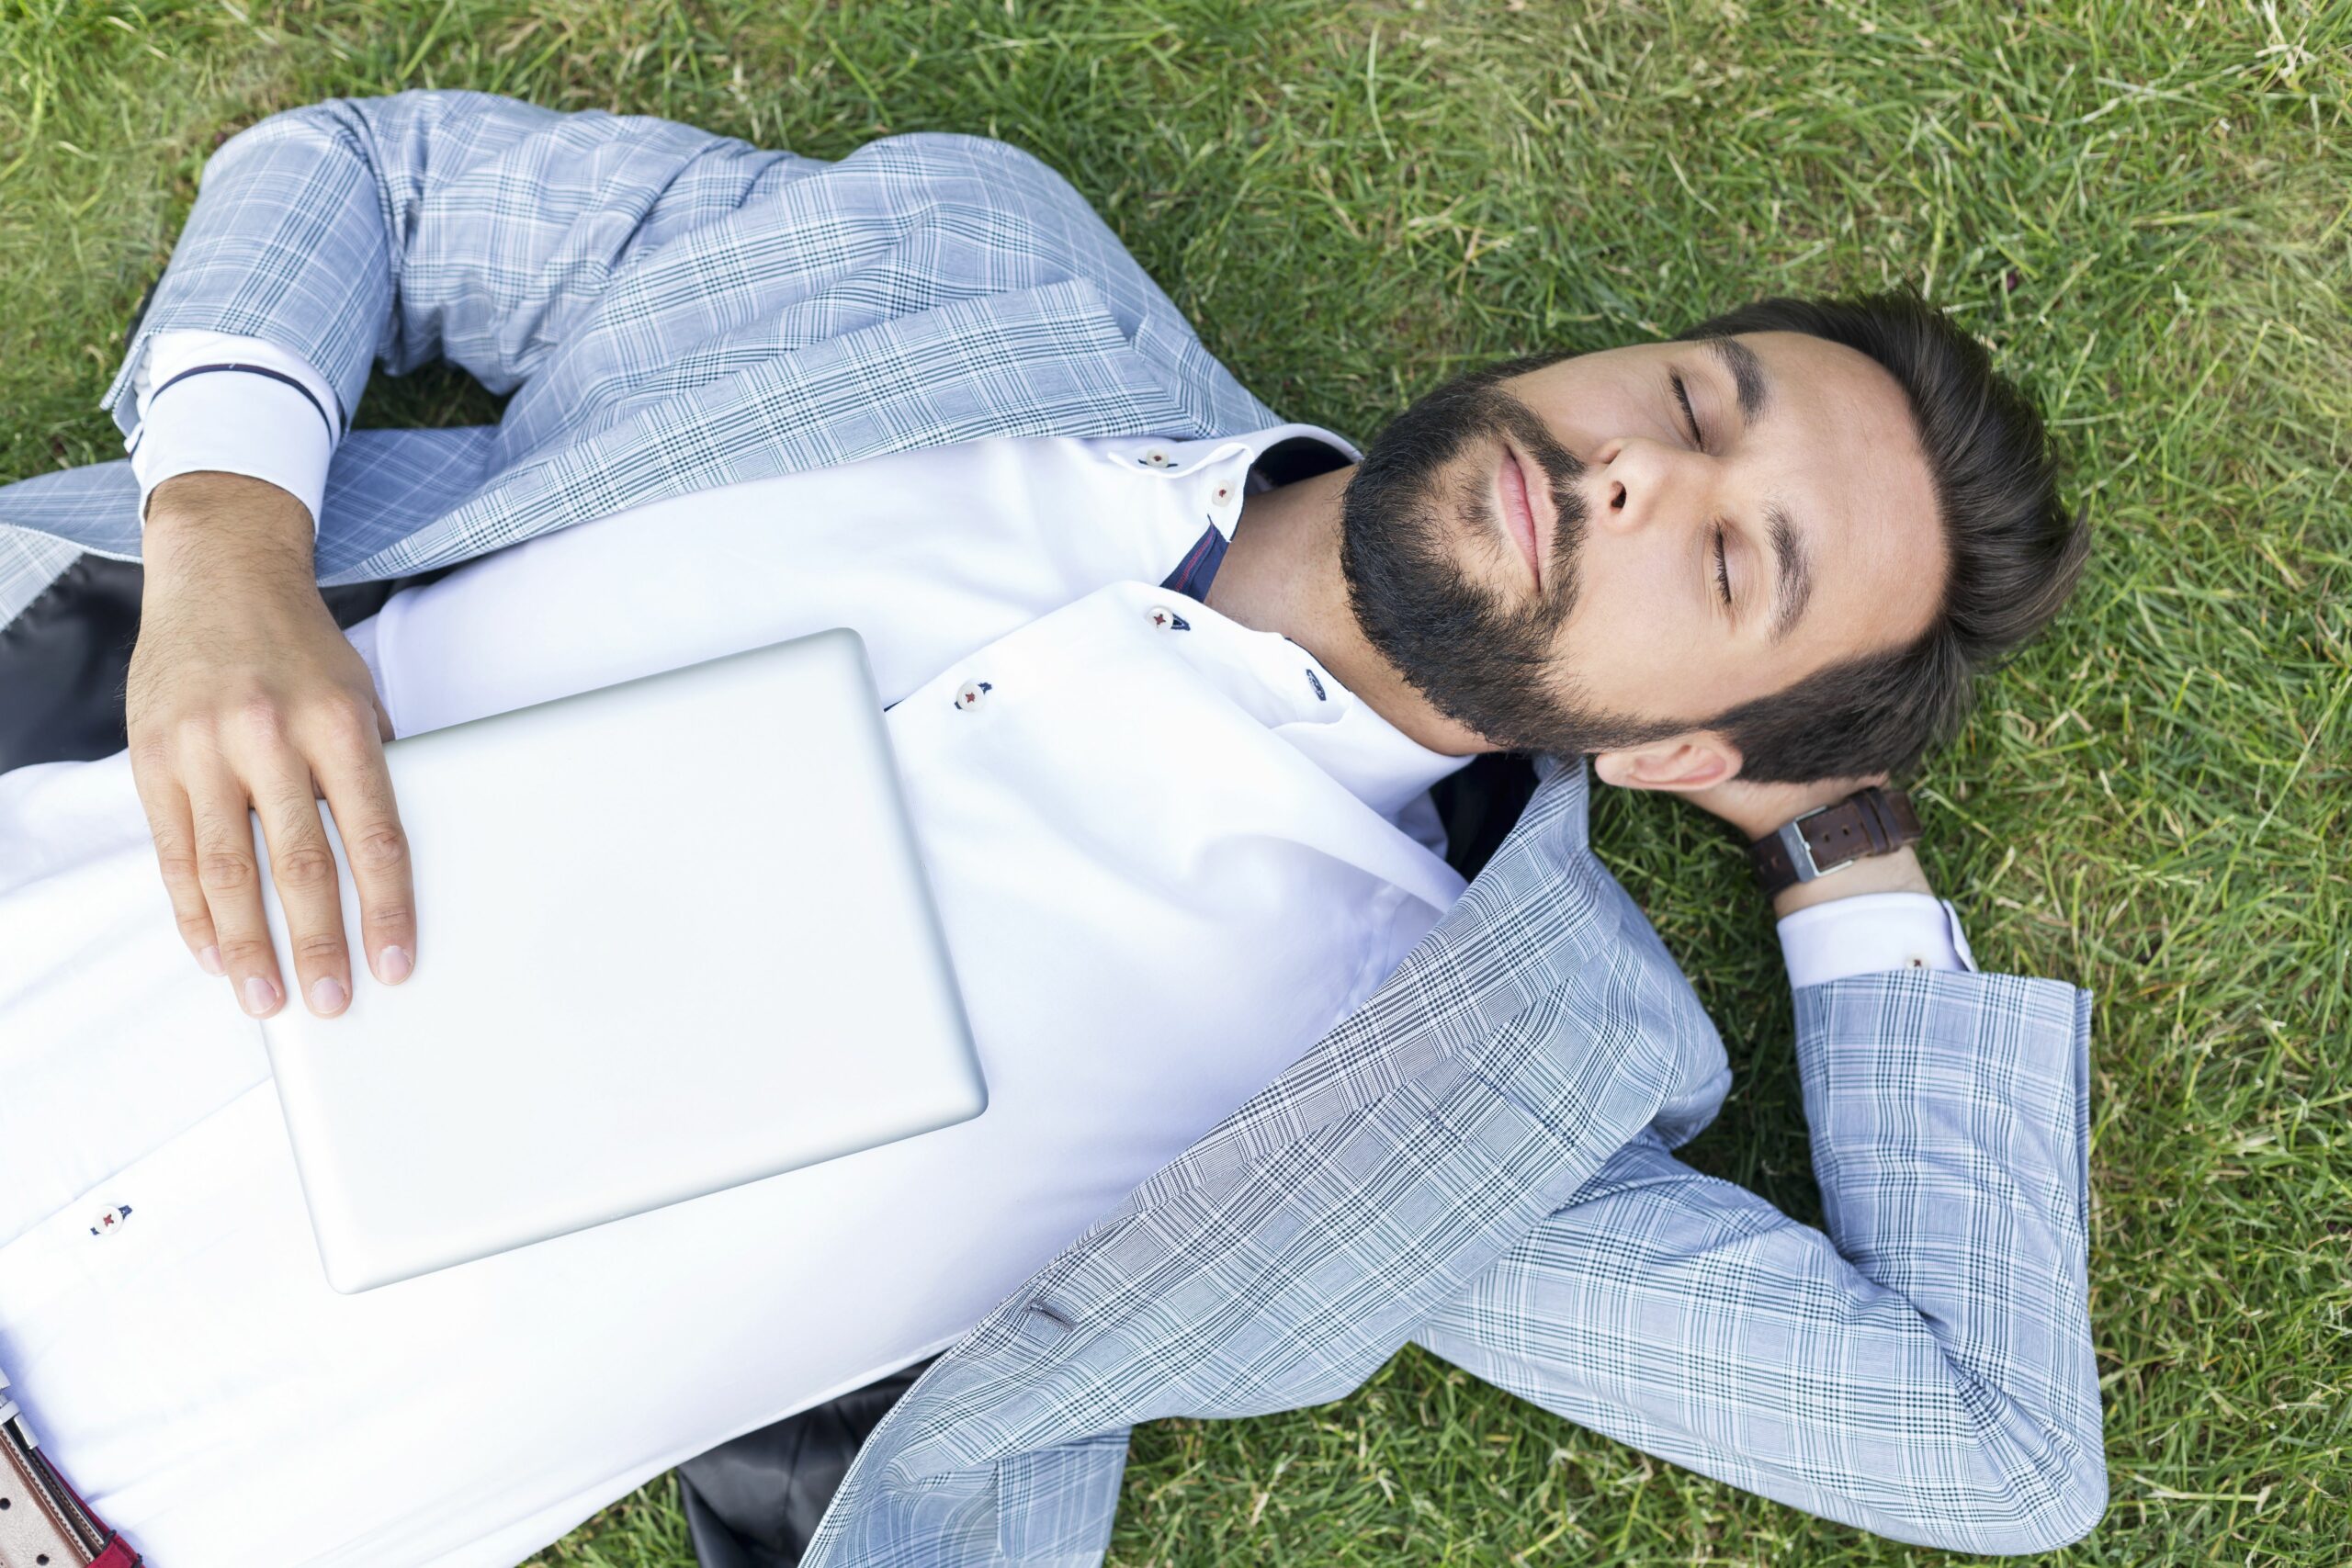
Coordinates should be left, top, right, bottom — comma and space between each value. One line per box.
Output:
1702, 334, 1770, 423
1767, 502, 1813, 643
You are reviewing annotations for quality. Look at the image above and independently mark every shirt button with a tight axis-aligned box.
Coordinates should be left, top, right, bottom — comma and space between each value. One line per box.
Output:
1142, 448, 1172, 468
953, 679, 994, 710
1212, 483, 1232, 503
1146, 604, 1191, 631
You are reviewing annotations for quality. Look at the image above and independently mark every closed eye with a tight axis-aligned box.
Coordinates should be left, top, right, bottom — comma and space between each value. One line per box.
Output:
1671, 370, 1706, 452
1713, 525, 1733, 607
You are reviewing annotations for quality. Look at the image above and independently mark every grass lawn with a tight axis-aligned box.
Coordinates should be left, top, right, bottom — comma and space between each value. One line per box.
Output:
4, 0, 2345, 1562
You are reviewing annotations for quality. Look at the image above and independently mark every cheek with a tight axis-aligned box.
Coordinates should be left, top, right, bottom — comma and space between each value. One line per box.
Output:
1560, 537, 1714, 713
1498, 367, 1623, 454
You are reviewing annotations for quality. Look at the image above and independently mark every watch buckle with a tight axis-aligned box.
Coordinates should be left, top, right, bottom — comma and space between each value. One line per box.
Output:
1775, 806, 1859, 883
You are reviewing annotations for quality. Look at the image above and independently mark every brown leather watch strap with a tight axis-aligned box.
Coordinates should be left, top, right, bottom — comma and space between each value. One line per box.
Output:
1747, 785, 1922, 897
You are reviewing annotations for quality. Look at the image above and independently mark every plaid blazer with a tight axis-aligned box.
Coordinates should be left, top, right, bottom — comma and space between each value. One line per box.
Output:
0, 94, 2106, 1562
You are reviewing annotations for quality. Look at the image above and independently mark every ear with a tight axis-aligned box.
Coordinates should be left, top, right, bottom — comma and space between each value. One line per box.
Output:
1589, 732, 1742, 794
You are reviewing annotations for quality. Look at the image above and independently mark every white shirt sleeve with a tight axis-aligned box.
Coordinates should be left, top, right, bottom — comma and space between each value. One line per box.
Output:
1775, 891, 1978, 989
125, 331, 342, 534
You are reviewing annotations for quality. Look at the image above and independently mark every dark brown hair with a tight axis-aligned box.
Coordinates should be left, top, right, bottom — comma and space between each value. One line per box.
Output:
1675, 288, 2092, 783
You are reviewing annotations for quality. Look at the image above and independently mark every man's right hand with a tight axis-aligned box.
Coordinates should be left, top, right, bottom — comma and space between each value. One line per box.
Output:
127, 471, 415, 1019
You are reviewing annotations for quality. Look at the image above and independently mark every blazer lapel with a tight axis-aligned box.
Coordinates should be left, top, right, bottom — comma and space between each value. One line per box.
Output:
798, 755, 1728, 1566
1073, 756, 1612, 1233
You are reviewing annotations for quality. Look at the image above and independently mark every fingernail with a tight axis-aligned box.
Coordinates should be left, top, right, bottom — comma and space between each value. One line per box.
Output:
377, 944, 413, 985
198, 944, 224, 976
242, 975, 280, 1016
311, 975, 347, 1015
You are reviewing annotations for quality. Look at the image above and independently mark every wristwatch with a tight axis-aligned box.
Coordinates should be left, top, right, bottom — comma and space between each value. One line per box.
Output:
1747, 785, 1922, 897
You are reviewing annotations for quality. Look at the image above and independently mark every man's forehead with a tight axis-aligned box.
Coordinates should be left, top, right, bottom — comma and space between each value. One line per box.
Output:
1715, 330, 1911, 436
1724, 331, 1944, 655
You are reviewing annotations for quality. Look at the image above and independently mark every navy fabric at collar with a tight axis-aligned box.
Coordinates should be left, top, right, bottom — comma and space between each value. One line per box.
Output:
1157, 430, 1351, 604
1159, 524, 1229, 604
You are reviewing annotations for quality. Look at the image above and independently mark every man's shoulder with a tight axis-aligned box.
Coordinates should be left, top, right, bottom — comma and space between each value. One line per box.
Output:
1422, 759, 1730, 1139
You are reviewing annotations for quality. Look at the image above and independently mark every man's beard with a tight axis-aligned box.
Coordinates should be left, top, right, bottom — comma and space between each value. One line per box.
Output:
1339, 367, 1680, 757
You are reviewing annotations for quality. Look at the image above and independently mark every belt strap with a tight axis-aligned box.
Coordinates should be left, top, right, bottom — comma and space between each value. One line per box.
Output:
0, 1369, 137, 1568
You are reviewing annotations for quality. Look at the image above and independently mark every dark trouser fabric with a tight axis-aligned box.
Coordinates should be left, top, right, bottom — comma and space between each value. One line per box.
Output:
0, 551, 459, 776
677, 1355, 941, 1568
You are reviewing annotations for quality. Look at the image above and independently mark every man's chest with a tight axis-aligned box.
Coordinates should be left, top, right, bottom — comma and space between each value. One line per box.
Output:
365, 429, 1278, 735
357, 420, 1464, 852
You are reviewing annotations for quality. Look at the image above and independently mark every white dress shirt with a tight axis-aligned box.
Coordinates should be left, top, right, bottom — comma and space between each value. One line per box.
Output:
126, 331, 343, 526
0, 419, 1469, 1567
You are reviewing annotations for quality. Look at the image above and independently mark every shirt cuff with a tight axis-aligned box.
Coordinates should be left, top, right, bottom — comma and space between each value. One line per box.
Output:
1776, 891, 1978, 989
126, 331, 341, 534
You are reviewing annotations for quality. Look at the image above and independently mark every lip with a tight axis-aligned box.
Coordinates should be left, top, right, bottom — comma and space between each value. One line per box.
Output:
1495, 442, 1548, 591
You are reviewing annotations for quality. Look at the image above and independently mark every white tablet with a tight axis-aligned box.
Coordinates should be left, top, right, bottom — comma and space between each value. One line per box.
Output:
252, 627, 986, 1292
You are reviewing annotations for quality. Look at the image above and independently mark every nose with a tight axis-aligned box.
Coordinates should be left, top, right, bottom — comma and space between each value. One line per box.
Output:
1589, 434, 1702, 537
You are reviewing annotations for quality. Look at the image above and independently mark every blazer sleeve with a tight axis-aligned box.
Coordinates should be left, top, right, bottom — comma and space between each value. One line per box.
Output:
1408, 969, 2106, 1556
100, 90, 816, 434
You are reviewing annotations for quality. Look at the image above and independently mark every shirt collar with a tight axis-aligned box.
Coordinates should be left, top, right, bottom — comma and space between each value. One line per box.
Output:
1103, 425, 1470, 818
1296, 665, 1477, 819
1112, 424, 1358, 605
1119, 430, 1467, 822
1098, 423, 1361, 486
1180, 607, 1473, 821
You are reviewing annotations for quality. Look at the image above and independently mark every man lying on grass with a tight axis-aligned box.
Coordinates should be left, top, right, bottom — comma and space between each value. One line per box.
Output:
0, 90, 2103, 1566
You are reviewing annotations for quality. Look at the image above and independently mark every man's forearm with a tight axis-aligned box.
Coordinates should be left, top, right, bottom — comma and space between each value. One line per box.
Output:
1679, 775, 1964, 984
1679, 776, 1942, 929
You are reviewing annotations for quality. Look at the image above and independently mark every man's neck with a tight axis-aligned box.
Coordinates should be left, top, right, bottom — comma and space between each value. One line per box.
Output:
1205, 467, 1492, 758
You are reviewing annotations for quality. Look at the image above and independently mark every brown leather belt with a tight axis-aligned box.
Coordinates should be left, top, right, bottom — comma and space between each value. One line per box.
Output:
1, 1371, 139, 1568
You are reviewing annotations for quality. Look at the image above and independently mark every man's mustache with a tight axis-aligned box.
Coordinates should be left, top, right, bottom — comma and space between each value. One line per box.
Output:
1481, 386, 1587, 523
1473, 387, 1589, 613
